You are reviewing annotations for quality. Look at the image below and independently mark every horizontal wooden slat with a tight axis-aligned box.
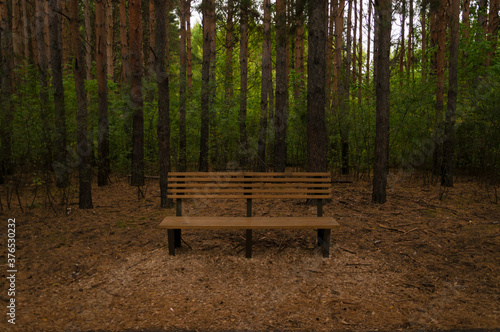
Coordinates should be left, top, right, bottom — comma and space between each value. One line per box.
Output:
166, 194, 332, 199
168, 182, 331, 188
169, 188, 331, 194
159, 216, 339, 229
168, 172, 330, 177
168, 177, 330, 183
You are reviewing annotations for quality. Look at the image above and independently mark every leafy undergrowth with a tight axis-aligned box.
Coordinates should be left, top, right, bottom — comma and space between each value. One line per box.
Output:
0, 175, 499, 331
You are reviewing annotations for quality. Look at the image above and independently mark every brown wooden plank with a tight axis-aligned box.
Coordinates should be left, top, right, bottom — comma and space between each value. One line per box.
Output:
168, 177, 331, 183
168, 182, 331, 188
168, 172, 330, 177
169, 188, 331, 194
166, 194, 332, 199
159, 216, 339, 229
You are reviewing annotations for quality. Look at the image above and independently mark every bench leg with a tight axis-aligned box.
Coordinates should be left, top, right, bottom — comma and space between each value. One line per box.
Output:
174, 229, 182, 248
245, 229, 252, 258
317, 229, 331, 258
168, 230, 176, 256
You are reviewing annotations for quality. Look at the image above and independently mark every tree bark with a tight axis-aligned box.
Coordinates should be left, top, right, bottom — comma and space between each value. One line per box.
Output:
49, 0, 69, 188
85, 0, 92, 80
340, 0, 352, 175
441, 0, 459, 187
35, 0, 52, 170
358, 0, 363, 104
70, 0, 93, 209
332, 0, 343, 112
372, 0, 392, 204
257, 0, 273, 171
106, 0, 114, 79
487, 0, 500, 65
12, 0, 21, 66
294, 0, 305, 100
307, 0, 328, 172
96, 0, 110, 186
130, 0, 144, 186
366, 0, 372, 84
399, 0, 406, 83
420, 1, 427, 82
274, 0, 287, 172
155, 0, 171, 207
178, 0, 187, 172
407, 0, 414, 81
239, 0, 249, 168
149, 0, 155, 76
200, 0, 214, 171
224, 0, 234, 106
119, 0, 130, 83
433, 0, 446, 177
0, 0, 14, 182
187, 0, 193, 88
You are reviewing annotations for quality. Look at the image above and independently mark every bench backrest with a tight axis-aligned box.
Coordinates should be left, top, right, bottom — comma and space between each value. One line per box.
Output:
167, 172, 331, 200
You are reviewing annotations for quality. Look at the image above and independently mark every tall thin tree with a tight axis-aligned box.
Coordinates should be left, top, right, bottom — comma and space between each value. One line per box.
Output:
96, 0, 110, 186
130, 0, 145, 186
200, 0, 214, 171
275, 0, 287, 172
49, 0, 69, 188
441, 0, 459, 187
178, 0, 187, 171
257, 0, 273, 171
155, 0, 171, 207
307, 0, 328, 172
372, 0, 392, 204
119, 0, 130, 83
239, 0, 249, 167
70, 0, 92, 208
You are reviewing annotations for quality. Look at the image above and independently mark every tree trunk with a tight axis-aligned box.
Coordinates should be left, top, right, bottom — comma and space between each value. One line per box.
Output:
70, 0, 93, 209
487, 0, 500, 65
441, 0, 459, 187
36, 0, 52, 170
155, 0, 171, 207
49, 0, 69, 188
106, 0, 113, 79
96, 0, 110, 186
307, 0, 328, 172
224, 0, 234, 106
187, 0, 193, 88
178, 0, 187, 171
21, 0, 30, 60
407, 0, 414, 81
119, 0, 130, 83
340, 0, 352, 175
365, 0, 372, 84
399, 0, 405, 83
257, 0, 273, 171
85, 0, 92, 80
275, 0, 287, 172
332, 0, 343, 112
433, 0, 446, 177
372, 0, 392, 204
239, 0, 249, 168
149, 0, 155, 76
200, 0, 214, 171
421, 1, 427, 82
358, 0, 363, 104
294, 0, 305, 100
12, 0, 21, 66
0, 0, 14, 182
130, 0, 144, 186
478, 0, 488, 37
462, 0, 470, 42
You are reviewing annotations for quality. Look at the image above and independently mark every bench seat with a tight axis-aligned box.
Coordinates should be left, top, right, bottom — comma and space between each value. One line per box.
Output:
160, 216, 339, 229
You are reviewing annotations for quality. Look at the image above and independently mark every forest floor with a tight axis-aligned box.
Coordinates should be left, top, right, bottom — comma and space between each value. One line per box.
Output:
0, 174, 499, 332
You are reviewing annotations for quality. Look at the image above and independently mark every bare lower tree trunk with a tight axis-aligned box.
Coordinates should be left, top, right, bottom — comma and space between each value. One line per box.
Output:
239, 0, 249, 168
149, 0, 155, 76
84, 0, 92, 80
200, 0, 214, 171
106, 0, 114, 79
441, 0, 459, 187
96, 0, 110, 186
433, 0, 447, 177
155, 0, 171, 207
0, 0, 14, 182
372, 0, 392, 204
274, 0, 287, 172
294, 0, 305, 100
119, 0, 130, 83
130, 0, 144, 186
307, 0, 328, 172
70, 0, 93, 209
421, 1, 427, 82
257, 0, 273, 171
178, 0, 187, 171
487, 0, 500, 66
187, 0, 193, 88
332, 0, 343, 111
340, 0, 352, 175
36, 0, 52, 170
49, 0, 69, 188
366, 0, 372, 84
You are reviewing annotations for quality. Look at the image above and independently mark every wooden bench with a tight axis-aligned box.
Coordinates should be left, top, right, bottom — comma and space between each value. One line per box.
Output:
159, 172, 339, 258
